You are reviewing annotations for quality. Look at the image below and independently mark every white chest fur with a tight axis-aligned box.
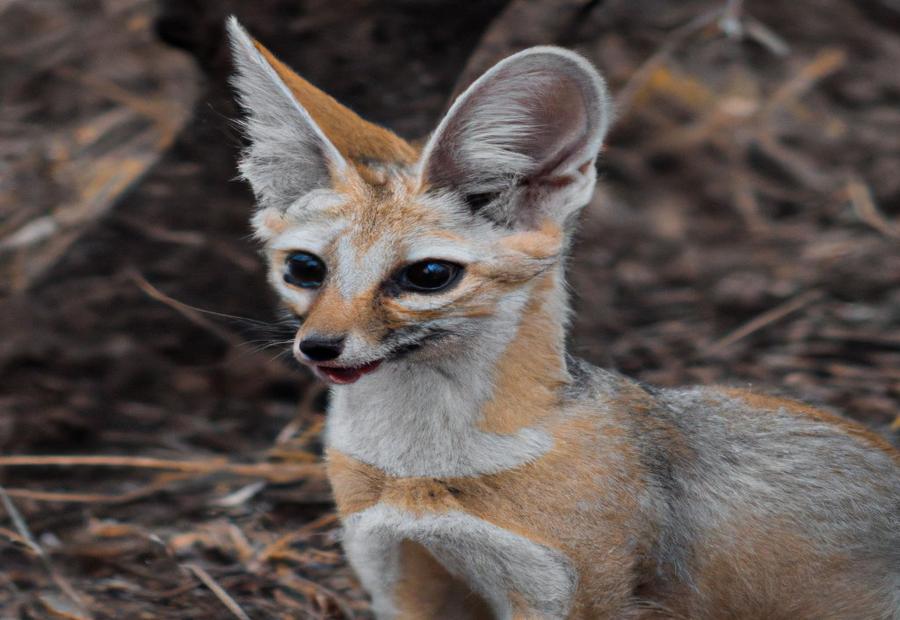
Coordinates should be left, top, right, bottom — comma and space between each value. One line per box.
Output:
343, 504, 576, 619
325, 351, 554, 478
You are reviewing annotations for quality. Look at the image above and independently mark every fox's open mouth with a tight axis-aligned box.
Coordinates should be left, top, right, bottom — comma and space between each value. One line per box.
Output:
315, 360, 383, 385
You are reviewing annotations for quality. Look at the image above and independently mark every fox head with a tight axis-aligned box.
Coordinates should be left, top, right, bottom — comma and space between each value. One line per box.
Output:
227, 18, 611, 385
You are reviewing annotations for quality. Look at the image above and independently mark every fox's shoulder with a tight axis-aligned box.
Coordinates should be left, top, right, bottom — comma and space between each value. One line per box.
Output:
563, 356, 899, 465
661, 384, 898, 463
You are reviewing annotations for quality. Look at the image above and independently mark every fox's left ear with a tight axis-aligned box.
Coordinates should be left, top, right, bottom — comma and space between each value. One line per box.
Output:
227, 17, 416, 218
420, 47, 611, 229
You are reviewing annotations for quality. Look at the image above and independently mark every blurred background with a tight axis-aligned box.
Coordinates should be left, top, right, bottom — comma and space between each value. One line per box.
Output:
1, 0, 898, 617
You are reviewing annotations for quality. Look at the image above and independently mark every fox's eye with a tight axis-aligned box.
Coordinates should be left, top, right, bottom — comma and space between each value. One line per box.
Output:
398, 260, 462, 293
464, 192, 495, 212
284, 251, 326, 288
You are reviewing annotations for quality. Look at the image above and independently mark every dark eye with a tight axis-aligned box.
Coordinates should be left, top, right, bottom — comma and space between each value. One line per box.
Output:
398, 260, 462, 293
284, 251, 326, 288
464, 192, 497, 213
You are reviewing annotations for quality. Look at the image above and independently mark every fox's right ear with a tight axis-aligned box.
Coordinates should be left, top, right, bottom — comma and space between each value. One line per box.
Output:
227, 18, 347, 215
419, 47, 611, 230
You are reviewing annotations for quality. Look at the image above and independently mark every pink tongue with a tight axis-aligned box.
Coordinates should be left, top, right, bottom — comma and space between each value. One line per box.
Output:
322, 367, 363, 384
321, 360, 382, 385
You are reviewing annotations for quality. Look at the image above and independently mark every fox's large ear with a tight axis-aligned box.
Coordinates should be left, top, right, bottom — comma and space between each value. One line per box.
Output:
227, 18, 346, 212
419, 47, 611, 229
226, 17, 416, 215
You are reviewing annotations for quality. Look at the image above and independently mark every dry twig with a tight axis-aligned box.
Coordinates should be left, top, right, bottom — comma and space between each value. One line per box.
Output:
275, 566, 357, 620
185, 563, 252, 620
253, 513, 339, 568
0, 486, 92, 617
1, 472, 195, 505
0, 455, 324, 484
615, 7, 723, 118
847, 176, 900, 240
704, 290, 825, 355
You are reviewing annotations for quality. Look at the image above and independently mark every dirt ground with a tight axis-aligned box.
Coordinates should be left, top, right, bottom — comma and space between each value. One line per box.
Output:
1, 0, 898, 618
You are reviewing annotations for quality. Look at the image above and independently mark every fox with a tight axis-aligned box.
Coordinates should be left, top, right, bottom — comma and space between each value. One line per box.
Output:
225, 17, 900, 620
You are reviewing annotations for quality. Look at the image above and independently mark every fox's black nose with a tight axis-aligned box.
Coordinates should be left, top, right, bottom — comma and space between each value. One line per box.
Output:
298, 336, 345, 362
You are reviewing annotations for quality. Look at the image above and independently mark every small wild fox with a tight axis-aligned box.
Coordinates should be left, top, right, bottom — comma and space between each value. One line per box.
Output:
226, 18, 899, 619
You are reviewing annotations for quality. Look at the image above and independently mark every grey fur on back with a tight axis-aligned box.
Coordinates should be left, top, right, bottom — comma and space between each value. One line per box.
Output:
573, 360, 900, 619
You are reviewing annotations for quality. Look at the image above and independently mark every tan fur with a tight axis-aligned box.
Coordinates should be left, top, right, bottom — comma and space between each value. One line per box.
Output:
299, 285, 365, 339
328, 378, 899, 618
326, 369, 662, 619
723, 388, 900, 463
394, 540, 493, 620
327, 403, 651, 617
448, 416, 648, 618
478, 222, 563, 287
496, 221, 564, 261
326, 449, 383, 515
509, 591, 549, 620
251, 39, 418, 170
261, 210, 289, 235
325, 174, 441, 251
670, 514, 883, 620
478, 271, 568, 434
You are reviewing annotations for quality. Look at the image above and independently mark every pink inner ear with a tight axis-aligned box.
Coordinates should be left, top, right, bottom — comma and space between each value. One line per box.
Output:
421, 49, 608, 197
518, 72, 594, 177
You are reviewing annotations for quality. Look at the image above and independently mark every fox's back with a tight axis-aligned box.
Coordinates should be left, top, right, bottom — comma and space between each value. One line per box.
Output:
573, 362, 900, 618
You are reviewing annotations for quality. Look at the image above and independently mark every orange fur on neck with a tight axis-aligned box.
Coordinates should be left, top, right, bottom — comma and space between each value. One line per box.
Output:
478, 269, 569, 435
